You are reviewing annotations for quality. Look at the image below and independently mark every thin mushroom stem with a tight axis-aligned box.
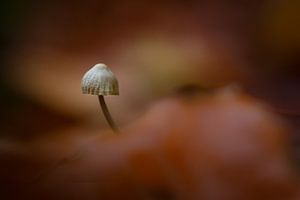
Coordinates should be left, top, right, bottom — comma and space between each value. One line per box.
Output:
98, 95, 118, 133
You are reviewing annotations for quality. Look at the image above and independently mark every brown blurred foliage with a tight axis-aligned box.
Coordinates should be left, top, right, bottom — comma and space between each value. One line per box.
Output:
1, 0, 300, 199
1, 0, 299, 135
1, 87, 299, 199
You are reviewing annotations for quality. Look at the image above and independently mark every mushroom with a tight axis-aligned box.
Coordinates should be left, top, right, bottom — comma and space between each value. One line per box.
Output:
81, 63, 119, 133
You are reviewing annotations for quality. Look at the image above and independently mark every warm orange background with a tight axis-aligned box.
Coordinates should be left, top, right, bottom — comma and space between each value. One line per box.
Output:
0, 1, 300, 199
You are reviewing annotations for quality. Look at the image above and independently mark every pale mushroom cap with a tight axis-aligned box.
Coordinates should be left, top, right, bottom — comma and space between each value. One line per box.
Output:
81, 63, 119, 95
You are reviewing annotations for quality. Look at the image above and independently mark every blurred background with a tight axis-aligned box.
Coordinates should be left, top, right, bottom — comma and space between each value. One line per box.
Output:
0, 0, 300, 198
1, 0, 299, 139
1, 0, 299, 138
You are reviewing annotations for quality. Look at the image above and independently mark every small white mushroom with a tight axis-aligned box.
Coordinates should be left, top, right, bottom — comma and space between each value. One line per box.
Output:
81, 63, 119, 95
81, 63, 119, 133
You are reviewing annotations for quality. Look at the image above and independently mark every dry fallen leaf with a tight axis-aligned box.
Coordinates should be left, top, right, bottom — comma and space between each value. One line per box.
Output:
0, 86, 299, 200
